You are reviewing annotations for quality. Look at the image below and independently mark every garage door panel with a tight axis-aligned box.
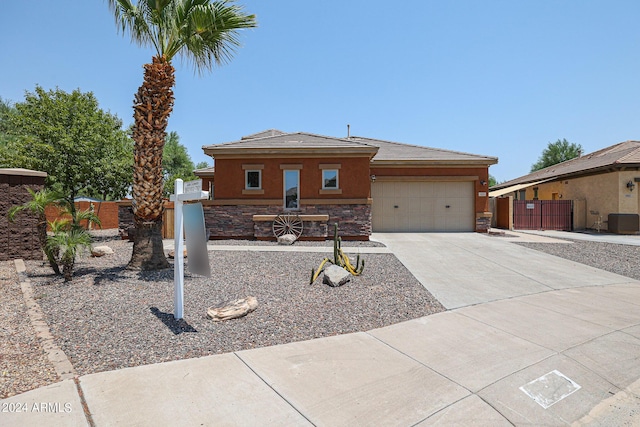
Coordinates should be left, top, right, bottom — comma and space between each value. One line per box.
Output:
372, 181, 474, 232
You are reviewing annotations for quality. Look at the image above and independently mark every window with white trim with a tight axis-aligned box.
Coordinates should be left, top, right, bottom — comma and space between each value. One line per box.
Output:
322, 169, 339, 189
245, 170, 261, 189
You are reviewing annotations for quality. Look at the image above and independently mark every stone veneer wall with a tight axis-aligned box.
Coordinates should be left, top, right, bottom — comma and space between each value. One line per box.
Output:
475, 212, 492, 233
203, 203, 372, 240
118, 202, 372, 240
0, 174, 45, 261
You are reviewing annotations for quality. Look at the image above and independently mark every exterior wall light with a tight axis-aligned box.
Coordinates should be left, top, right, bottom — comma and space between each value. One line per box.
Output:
370, 175, 376, 182
480, 180, 487, 186
627, 180, 635, 191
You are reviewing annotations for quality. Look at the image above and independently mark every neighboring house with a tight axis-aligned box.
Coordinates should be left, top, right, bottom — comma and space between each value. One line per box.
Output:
490, 140, 640, 232
195, 130, 497, 240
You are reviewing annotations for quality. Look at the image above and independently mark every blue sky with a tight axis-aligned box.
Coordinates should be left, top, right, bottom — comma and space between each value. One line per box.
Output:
1, 1, 639, 182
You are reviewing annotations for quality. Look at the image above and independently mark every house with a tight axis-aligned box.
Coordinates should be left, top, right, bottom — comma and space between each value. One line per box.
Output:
490, 140, 640, 233
196, 130, 498, 240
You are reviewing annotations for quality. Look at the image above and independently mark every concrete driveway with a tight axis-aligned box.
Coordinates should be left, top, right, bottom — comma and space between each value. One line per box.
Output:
371, 232, 633, 309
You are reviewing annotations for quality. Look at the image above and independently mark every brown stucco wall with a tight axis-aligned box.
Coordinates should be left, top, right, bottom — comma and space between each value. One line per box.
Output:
213, 157, 372, 200
0, 173, 45, 261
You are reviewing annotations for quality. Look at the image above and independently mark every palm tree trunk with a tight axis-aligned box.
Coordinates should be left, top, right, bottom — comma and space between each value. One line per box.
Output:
38, 214, 61, 275
128, 56, 174, 270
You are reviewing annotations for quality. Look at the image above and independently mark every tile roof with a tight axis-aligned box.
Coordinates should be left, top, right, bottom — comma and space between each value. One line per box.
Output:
241, 129, 286, 140
350, 136, 498, 164
205, 132, 375, 150
203, 130, 497, 165
492, 140, 640, 190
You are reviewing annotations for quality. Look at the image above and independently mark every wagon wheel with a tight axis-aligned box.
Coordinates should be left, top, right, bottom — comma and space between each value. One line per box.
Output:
273, 214, 303, 239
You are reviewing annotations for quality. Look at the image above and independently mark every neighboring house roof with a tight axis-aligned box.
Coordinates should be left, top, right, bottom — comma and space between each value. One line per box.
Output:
74, 196, 102, 202
203, 132, 379, 157
350, 136, 498, 166
194, 166, 215, 176
492, 140, 640, 190
202, 130, 497, 166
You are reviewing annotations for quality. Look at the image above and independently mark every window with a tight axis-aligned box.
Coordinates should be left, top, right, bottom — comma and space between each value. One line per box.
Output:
322, 169, 338, 189
284, 170, 299, 209
245, 170, 261, 189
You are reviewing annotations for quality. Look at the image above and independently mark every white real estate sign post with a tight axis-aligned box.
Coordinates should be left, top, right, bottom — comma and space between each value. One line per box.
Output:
170, 178, 209, 320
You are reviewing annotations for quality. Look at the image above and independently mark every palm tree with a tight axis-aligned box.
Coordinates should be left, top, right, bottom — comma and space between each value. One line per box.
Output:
47, 207, 101, 282
9, 188, 65, 275
47, 220, 95, 282
108, 0, 256, 270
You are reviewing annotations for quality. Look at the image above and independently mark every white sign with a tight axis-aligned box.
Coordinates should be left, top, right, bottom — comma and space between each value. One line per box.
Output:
170, 178, 210, 320
526, 203, 535, 209
183, 179, 202, 194
478, 192, 487, 197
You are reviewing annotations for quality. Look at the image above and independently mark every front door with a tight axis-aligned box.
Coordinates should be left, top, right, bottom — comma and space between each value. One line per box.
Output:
284, 170, 299, 210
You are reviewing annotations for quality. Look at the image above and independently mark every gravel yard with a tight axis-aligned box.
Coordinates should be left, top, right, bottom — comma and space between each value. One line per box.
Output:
516, 239, 640, 281
0, 262, 58, 398
10, 230, 442, 391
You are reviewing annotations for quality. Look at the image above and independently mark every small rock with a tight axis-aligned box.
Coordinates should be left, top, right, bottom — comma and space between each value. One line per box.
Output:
323, 265, 351, 287
277, 234, 297, 245
91, 246, 114, 257
167, 248, 188, 259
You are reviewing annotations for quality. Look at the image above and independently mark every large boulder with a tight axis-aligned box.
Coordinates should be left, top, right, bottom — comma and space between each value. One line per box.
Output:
91, 246, 114, 257
323, 265, 351, 287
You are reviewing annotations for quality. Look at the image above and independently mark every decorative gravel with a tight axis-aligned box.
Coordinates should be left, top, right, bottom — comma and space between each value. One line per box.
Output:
0, 261, 58, 398
25, 231, 444, 377
517, 239, 640, 281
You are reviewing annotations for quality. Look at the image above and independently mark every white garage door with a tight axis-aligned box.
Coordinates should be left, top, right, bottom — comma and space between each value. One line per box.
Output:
371, 181, 475, 232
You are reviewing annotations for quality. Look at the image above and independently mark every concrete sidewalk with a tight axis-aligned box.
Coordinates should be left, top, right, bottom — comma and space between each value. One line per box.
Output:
3, 233, 640, 426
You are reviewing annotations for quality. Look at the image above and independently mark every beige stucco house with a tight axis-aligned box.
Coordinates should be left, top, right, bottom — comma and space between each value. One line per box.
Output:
490, 140, 640, 232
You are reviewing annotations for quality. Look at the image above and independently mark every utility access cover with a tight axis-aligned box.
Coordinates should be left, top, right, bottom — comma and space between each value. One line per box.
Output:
519, 370, 581, 409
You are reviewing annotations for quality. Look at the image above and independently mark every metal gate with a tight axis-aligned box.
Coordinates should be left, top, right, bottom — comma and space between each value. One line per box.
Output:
513, 200, 573, 231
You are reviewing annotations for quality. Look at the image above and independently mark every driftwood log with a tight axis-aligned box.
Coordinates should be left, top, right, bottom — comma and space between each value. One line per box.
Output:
207, 296, 258, 322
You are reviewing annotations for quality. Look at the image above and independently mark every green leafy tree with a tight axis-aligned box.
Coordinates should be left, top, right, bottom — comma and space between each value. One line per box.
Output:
531, 139, 583, 172
108, 0, 256, 270
162, 131, 197, 197
489, 174, 497, 187
1, 86, 133, 207
0, 96, 17, 149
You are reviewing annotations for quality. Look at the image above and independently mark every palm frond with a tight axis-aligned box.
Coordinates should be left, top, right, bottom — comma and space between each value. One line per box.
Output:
8, 188, 64, 221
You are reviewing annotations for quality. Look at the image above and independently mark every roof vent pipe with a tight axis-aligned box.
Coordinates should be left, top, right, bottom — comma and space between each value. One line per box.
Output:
347, 124, 350, 139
